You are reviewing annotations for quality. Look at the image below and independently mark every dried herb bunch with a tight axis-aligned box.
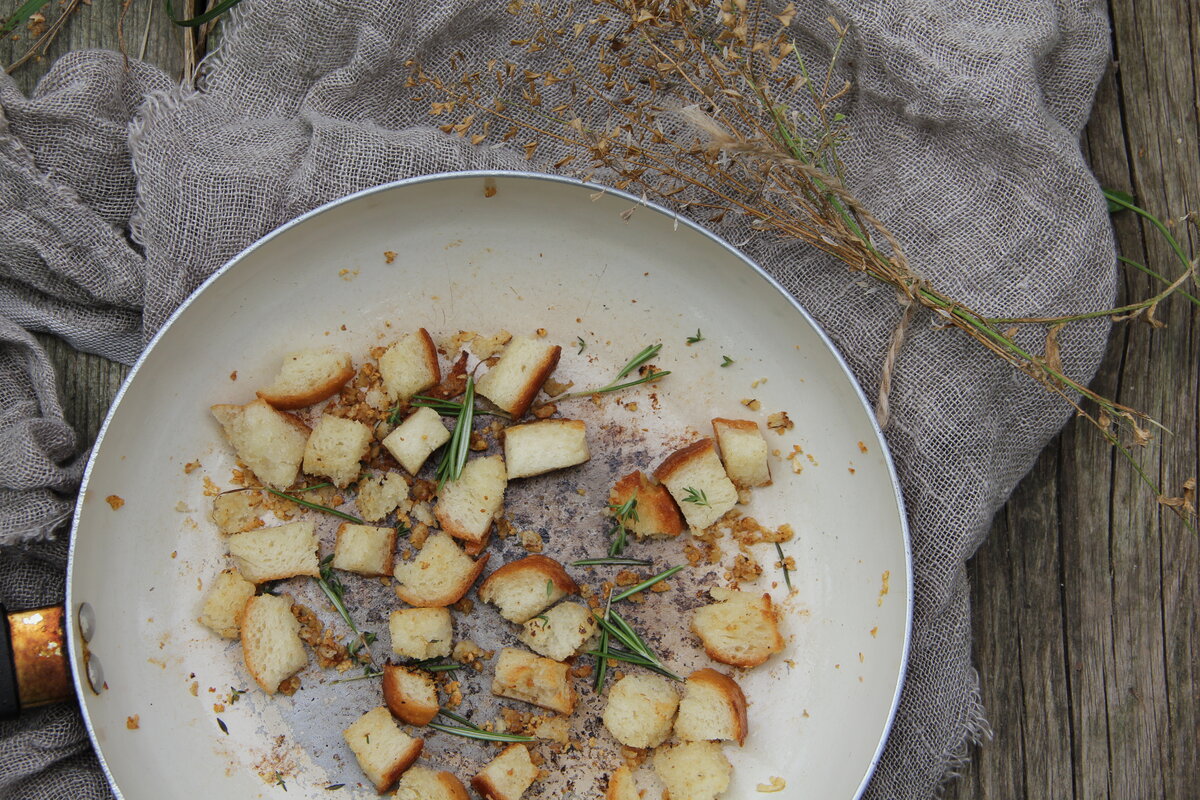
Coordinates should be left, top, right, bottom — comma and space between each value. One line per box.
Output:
409, 0, 1197, 518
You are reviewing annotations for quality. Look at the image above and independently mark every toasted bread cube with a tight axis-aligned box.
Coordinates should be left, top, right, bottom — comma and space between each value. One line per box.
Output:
211, 399, 309, 489
343, 706, 424, 794
608, 471, 684, 540
503, 419, 590, 479
198, 568, 256, 638
356, 472, 410, 522
606, 766, 640, 800
712, 418, 771, 488
379, 329, 440, 402
210, 490, 265, 534
227, 520, 319, 583
518, 601, 597, 662
303, 414, 372, 488
602, 674, 679, 749
389, 607, 453, 660
383, 664, 440, 726
691, 588, 784, 668
475, 336, 561, 417
435, 455, 507, 544
240, 594, 308, 694
491, 647, 576, 715
333, 523, 396, 577
675, 668, 749, 745
652, 741, 731, 800
395, 766, 470, 800
382, 407, 451, 475
394, 532, 489, 607
479, 555, 578, 624
256, 347, 355, 410
653, 439, 738, 530
471, 743, 539, 800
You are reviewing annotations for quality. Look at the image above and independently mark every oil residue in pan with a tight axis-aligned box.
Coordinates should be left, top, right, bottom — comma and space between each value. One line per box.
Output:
237, 375, 717, 798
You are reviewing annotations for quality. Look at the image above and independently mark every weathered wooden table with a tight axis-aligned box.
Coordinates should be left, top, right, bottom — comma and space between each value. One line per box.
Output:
3, 3, 1195, 797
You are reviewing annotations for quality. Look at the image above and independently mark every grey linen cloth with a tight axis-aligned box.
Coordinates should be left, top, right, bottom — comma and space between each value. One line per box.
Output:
0, 1, 1115, 798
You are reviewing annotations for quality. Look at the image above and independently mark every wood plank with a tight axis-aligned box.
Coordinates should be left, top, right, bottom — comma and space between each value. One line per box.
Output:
2, 0, 186, 94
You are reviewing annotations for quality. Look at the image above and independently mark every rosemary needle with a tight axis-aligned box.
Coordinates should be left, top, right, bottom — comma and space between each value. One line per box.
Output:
562, 343, 670, 399
610, 564, 684, 602
427, 722, 534, 743
571, 556, 653, 567
266, 487, 363, 524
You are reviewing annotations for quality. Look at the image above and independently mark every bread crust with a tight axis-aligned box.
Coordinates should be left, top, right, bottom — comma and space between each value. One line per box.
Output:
376, 739, 423, 794
393, 552, 490, 607
691, 591, 784, 668
470, 744, 538, 800
605, 766, 640, 800
652, 438, 718, 483
257, 362, 356, 410
609, 470, 684, 539
687, 668, 749, 745
510, 344, 561, 418
479, 555, 579, 599
434, 773, 471, 800
710, 416, 759, 433
382, 664, 439, 726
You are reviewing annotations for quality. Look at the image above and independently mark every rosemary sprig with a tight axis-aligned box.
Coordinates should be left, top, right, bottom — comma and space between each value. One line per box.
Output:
571, 556, 653, 567
434, 376, 475, 490
416, 662, 462, 673
562, 344, 670, 399
576, 336, 587, 354
427, 722, 535, 743
681, 487, 710, 507
292, 482, 332, 493
775, 542, 793, 591
721, 355, 735, 367
687, 329, 704, 344
610, 564, 685, 602
0, 0, 50, 38
266, 488, 364, 524
437, 709, 478, 728
411, 394, 510, 419
165, 0, 246, 27
590, 607, 681, 681
317, 555, 377, 666
330, 668, 383, 684
607, 495, 639, 557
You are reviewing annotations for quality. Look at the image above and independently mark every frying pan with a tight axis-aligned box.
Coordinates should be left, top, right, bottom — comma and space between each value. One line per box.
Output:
3, 171, 912, 798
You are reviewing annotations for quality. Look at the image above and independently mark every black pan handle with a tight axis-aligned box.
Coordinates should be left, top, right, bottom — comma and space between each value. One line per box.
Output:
0, 603, 72, 719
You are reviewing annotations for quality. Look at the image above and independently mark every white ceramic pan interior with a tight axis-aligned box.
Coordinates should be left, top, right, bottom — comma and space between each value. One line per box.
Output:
68, 172, 911, 799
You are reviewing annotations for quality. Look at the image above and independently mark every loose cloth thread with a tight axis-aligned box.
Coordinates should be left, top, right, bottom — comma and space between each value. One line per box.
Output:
0, 1, 1116, 798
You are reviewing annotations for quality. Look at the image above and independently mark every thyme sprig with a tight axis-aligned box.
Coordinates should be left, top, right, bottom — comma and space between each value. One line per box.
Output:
562, 344, 670, 399
266, 488, 363, 525
317, 555, 377, 666
434, 375, 475, 490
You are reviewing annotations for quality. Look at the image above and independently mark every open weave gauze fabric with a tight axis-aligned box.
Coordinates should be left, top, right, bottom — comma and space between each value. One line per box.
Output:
0, 1, 1116, 798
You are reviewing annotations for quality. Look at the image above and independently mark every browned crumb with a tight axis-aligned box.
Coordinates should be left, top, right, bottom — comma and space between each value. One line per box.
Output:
469, 431, 488, 451
531, 403, 557, 419
277, 676, 301, 696
740, 398, 762, 411
542, 377, 573, 397
290, 603, 352, 670
229, 370, 238, 381
411, 479, 437, 503
105, 495, 125, 510
189, 681, 199, 697
649, 580, 671, 594
767, 411, 794, 435
870, 626, 879, 638
728, 554, 763, 582
535, 327, 548, 337
202, 476, 221, 496
125, 715, 139, 730
409, 522, 430, 550
858, 441, 869, 453
442, 679, 464, 708
424, 350, 470, 400
184, 460, 202, 474
519, 529, 544, 553
451, 597, 475, 615
383, 251, 397, 264
878, 570, 891, 606
496, 516, 517, 540
571, 663, 593, 678
613, 570, 640, 587
213, 702, 225, 713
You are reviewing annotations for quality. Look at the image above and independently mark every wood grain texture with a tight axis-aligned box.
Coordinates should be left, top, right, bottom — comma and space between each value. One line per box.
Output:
2, 1, 1195, 797
947, 0, 1200, 797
